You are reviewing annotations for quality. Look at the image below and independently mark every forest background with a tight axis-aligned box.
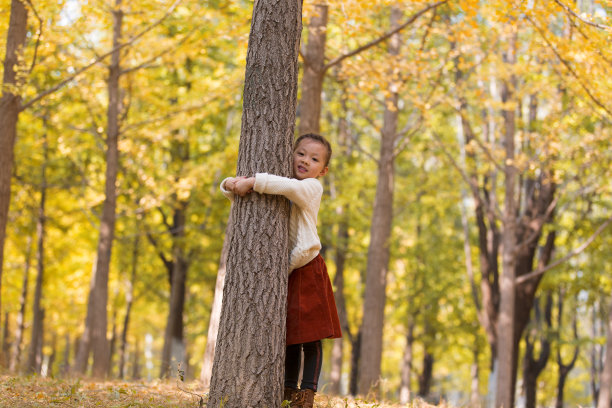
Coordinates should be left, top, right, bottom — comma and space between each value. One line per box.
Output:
0, 0, 611, 407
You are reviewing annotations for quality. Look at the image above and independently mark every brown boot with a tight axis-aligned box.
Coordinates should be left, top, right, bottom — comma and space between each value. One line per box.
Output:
283, 387, 298, 406
293, 389, 315, 408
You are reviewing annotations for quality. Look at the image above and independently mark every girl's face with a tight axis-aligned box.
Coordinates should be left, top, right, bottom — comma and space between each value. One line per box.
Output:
293, 139, 329, 180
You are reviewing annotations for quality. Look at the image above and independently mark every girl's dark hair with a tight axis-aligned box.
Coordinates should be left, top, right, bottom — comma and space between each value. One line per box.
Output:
294, 133, 332, 167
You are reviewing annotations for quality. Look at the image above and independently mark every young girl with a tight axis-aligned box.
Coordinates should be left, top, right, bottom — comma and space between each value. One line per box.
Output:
221, 133, 342, 408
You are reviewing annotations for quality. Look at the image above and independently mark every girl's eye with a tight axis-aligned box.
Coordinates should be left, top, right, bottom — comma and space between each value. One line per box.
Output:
313, 158, 319, 162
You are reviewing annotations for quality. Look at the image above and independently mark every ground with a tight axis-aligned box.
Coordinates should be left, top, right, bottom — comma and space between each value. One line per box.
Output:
0, 375, 442, 407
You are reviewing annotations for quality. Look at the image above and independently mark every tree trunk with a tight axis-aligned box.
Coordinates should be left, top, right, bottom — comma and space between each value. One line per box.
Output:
108, 309, 117, 377
597, 299, 612, 408
298, 3, 327, 135
60, 333, 71, 375
132, 338, 141, 380
349, 330, 361, 396
200, 219, 230, 388
2, 312, 9, 366
76, 0, 123, 378
0, 0, 28, 320
522, 293, 552, 408
26, 135, 48, 375
160, 190, 189, 378
417, 351, 434, 398
495, 25, 518, 408
207, 0, 302, 406
357, 7, 402, 396
10, 236, 32, 371
118, 231, 138, 379
399, 323, 414, 404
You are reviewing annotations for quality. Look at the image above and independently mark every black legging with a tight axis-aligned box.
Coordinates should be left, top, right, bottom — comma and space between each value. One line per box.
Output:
284, 340, 323, 391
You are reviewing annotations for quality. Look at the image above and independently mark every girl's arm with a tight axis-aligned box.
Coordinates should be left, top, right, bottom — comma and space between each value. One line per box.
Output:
252, 173, 322, 208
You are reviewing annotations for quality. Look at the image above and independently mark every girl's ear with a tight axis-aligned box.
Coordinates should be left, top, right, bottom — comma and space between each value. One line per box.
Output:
319, 166, 329, 177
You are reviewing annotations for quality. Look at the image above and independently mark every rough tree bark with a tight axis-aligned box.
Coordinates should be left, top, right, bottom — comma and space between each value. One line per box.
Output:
207, 0, 302, 406
357, 7, 402, 396
26, 134, 48, 374
0, 0, 28, 322
75, 0, 123, 377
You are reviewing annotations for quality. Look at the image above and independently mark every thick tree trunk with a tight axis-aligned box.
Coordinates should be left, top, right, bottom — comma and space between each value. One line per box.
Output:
26, 136, 48, 374
0, 0, 28, 319
76, 0, 123, 378
10, 236, 32, 371
207, 0, 302, 406
357, 7, 402, 396
298, 3, 327, 135
399, 323, 414, 404
200, 221, 230, 388
597, 299, 612, 408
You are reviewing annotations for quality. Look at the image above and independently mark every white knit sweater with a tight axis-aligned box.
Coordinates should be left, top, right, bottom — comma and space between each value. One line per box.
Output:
220, 173, 323, 273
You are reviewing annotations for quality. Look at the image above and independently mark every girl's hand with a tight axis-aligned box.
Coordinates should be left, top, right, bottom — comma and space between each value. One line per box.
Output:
234, 177, 255, 196
224, 176, 247, 193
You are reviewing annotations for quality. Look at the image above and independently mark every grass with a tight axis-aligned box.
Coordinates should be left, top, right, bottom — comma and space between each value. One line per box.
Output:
0, 375, 441, 407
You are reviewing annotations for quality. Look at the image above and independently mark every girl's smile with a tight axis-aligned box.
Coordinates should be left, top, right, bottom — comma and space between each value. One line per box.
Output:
293, 139, 329, 180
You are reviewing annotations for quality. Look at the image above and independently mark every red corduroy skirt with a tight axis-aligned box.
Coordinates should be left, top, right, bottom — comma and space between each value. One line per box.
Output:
286, 254, 342, 346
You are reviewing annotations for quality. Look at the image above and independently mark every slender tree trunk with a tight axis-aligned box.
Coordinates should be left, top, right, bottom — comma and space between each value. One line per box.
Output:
10, 236, 32, 371
2, 312, 9, 365
399, 323, 414, 404
108, 309, 117, 377
200, 220, 230, 388
119, 231, 138, 379
597, 299, 612, 408
298, 3, 327, 135
471, 346, 480, 407
0, 0, 28, 319
76, 0, 123, 378
208, 1, 302, 406
496, 25, 518, 408
26, 135, 49, 374
522, 293, 552, 408
349, 330, 361, 396
60, 333, 71, 375
592, 302, 604, 405
417, 351, 434, 398
357, 7, 402, 396
132, 338, 141, 380
160, 195, 189, 378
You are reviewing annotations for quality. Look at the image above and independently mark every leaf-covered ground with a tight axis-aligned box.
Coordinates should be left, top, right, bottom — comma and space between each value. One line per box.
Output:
0, 375, 441, 407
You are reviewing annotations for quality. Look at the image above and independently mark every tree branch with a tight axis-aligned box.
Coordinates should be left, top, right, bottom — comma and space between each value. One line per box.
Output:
323, 1, 447, 72
553, 0, 611, 30
517, 215, 612, 284
526, 15, 612, 119
24, 0, 42, 74
20, 0, 182, 111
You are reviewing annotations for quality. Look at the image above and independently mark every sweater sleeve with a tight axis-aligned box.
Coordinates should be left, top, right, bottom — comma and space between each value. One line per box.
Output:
253, 173, 322, 209
219, 177, 235, 202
